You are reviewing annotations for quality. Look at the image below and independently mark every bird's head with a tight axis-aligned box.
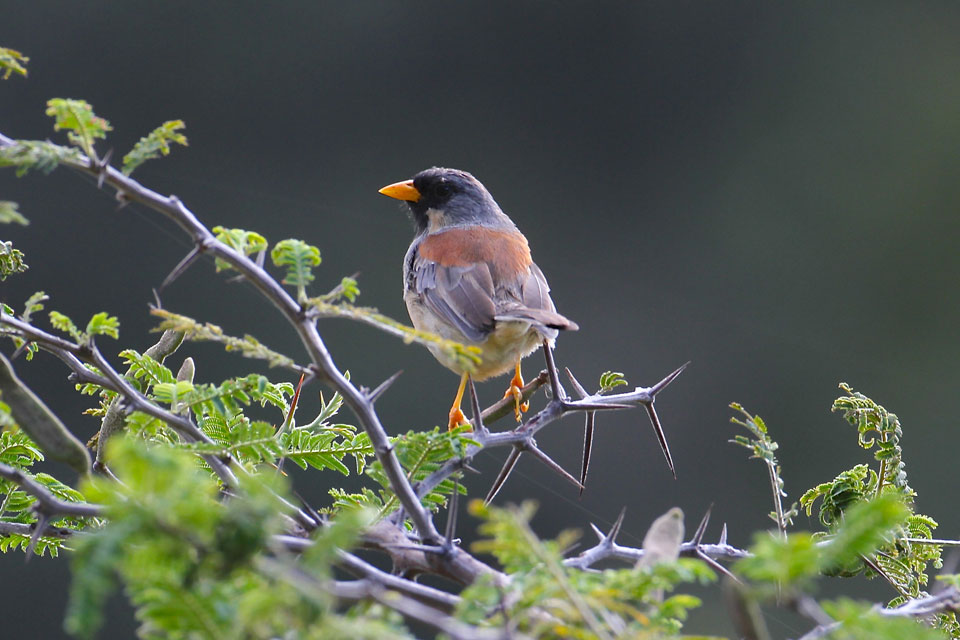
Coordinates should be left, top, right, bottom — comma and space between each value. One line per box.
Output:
379, 167, 514, 235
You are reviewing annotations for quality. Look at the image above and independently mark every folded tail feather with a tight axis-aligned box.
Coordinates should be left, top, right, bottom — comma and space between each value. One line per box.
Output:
495, 306, 579, 338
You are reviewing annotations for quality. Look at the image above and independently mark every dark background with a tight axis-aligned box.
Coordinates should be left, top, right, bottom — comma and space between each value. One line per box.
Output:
3, 3, 960, 638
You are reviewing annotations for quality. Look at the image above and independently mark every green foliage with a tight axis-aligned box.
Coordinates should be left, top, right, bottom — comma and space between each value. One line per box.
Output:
818, 494, 909, 574
802, 464, 872, 527
5, 68, 959, 639
0, 240, 27, 280
0, 47, 28, 79
314, 276, 361, 304
730, 403, 798, 531
0, 424, 45, 467
19, 291, 48, 324
67, 438, 287, 638
48, 310, 119, 343
121, 120, 188, 175
0, 425, 88, 557
832, 382, 910, 496
0, 200, 29, 225
120, 348, 177, 387
0, 139, 81, 176
49, 310, 82, 342
271, 238, 321, 300
736, 531, 821, 590
211, 226, 268, 272
45, 98, 111, 158
367, 426, 472, 518
0, 292, 46, 360
461, 500, 714, 638
598, 370, 628, 393
66, 438, 410, 640
281, 424, 373, 475
733, 389, 958, 637
86, 311, 119, 340
820, 598, 946, 640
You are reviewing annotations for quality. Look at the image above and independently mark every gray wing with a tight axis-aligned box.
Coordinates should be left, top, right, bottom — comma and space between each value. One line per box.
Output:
494, 262, 579, 337
411, 255, 497, 342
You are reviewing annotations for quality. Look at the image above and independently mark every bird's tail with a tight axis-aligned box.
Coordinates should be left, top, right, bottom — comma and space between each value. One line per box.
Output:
495, 306, 579, 338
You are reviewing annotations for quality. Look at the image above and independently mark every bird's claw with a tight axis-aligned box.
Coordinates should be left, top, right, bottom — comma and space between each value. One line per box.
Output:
504, 375, 529, 423
448, 407, 469, 432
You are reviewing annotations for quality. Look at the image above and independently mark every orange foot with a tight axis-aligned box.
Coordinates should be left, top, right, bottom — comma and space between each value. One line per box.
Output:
504, 363, 529, 423
448, 406, 469, 431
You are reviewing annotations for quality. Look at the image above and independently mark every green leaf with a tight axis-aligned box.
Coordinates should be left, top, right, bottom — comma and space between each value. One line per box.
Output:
281, 425, 373, 475
736, 531, 820, 589
121, 120, 188, 175
0, 47, 28, 79
0, 139, 80, 176
85, 312, 119, 339
0, 201, 28, 225
819, 494, 909, 573
270, 238, 321, 299
19, 291, 47, 323
119, 349, 176, 388
49, 310, 83, 342
0, 240, 27, 280
45, 99, 112, 156
368, 427, 473, 518
598, 370, 628, 393
211, 226, 268, 272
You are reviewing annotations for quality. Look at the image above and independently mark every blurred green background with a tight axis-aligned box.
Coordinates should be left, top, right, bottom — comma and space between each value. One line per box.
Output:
2, 2, 960, 638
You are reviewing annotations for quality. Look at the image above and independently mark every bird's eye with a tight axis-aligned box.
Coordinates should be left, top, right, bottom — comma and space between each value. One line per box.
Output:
434, 182, 452, 198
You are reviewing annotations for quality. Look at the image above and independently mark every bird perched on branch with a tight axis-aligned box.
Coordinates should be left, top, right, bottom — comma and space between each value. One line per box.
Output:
380, 167, 578, 430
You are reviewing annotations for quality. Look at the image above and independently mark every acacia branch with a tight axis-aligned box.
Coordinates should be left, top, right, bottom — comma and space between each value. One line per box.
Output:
257, 554, 519, 640
796, 586, 960, 640
417, 360, 686, 505
0, 521, 76, 538
0, 314, 239, 487
563, 507, 749, 572
7, 131, 443, 545
0, 462, 103, 520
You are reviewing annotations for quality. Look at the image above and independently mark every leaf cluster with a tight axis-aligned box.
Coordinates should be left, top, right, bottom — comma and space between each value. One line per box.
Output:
67, 438, 408, 639
121, 120, 187, 175
732, 386, 957, 637
0, 240, 27, 281
365, 426, 473, 520
0, 200, 29, 225
0, 47, 28, 79
0, 424, 87, 557
461, 500, 714, 638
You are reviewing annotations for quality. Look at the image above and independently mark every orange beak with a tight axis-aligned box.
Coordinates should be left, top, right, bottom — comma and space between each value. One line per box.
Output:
378, 179, 421, 202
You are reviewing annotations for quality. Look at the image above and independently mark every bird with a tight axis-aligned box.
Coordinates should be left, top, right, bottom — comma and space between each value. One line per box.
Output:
379, 167, 578, 431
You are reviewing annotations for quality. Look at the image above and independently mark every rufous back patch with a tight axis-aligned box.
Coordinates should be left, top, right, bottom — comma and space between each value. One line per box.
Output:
419, 227, 532, 280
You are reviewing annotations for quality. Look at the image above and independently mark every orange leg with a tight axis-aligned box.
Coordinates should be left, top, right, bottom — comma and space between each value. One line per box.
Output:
448, 372, 470, 431
503, 359, 529, 423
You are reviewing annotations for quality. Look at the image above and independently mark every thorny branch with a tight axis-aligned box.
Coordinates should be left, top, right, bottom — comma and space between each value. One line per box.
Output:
7, 129, 959, 640
0, 460, 102, 554
795, 586, 960, 640
414, 358, 687, 506
0, 130, 691, 573
564, 506, 749, 575
0, 462, 103, 520
0, 129, 712, 633
0, 314, 239, 487
0, 130, 441, 544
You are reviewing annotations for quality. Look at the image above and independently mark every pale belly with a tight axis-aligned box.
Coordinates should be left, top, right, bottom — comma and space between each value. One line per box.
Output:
405, 296, 545, 381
